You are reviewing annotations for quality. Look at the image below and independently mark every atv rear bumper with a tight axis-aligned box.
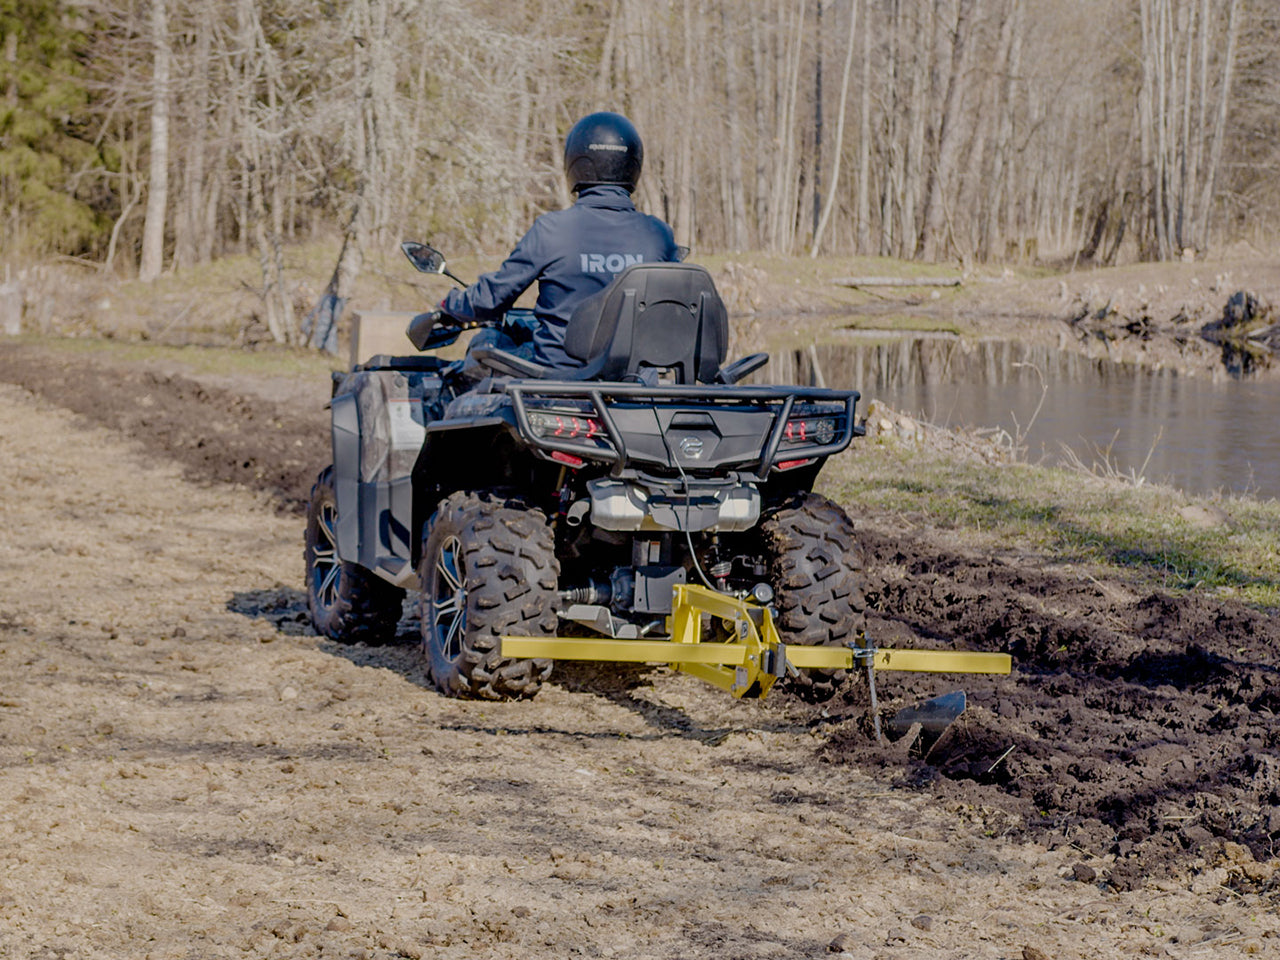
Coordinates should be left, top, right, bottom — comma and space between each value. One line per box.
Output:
504, 381, 862, 481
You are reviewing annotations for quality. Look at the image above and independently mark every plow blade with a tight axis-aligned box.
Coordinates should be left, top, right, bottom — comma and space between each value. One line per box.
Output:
887, 691, 967, 754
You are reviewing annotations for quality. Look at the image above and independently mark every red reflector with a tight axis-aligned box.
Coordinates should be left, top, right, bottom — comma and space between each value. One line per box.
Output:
550, 451, 585, 467
775, 457, 816, 471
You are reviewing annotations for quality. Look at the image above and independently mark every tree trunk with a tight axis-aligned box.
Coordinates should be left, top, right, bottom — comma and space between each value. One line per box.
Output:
173, 3, 210, 271
769, 0, 805, 252
811, 0, 823, 246
1196, 0, 1240, 253
722, 4, 748, 251
812, 0, 859, 256
918, 0, 980, 261
673, 0, 696, 244
856, 0, 871, 253
1138, 0, 1156, 258
981, 0, 1020, 261
751, 9, 770, 246
139, 0, 171, 282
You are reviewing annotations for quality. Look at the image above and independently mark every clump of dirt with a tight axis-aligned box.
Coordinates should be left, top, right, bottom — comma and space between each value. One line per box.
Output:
0, 343, 328, 513
820, 525, 1280, 890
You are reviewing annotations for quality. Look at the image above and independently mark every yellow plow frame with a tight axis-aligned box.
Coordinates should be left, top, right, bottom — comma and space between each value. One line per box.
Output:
502, 584, 1010, 702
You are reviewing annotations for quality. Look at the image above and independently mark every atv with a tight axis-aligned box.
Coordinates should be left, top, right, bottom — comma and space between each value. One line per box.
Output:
306, 243, 1007, 710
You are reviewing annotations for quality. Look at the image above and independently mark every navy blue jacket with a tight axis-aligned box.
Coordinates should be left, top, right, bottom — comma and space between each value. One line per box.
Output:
441, 185, 679, 371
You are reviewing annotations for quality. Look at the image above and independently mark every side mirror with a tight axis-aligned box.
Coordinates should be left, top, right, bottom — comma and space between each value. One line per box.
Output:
401, 240, 446, 275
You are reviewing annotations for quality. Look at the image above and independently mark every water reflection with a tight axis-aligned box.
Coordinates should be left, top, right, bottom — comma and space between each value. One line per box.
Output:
798, 339, 1280, 499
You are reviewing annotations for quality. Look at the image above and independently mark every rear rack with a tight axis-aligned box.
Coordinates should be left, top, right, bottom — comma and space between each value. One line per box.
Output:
503, 381, 861, 481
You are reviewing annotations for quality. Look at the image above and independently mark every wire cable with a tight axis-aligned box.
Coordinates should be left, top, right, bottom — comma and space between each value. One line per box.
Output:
648, 401, 719, 591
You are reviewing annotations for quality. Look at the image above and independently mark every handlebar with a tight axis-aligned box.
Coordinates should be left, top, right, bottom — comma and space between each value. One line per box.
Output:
406, 310, 494, 352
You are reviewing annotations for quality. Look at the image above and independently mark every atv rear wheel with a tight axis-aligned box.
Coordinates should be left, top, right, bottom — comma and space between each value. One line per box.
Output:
304, 467, 406, 644
760, 492, 866, 702
419, 492, 558, 700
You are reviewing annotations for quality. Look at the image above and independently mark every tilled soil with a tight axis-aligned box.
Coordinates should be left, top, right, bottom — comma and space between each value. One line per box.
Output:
0, 343, 328, 514
1, 339, 1278, 958
826, 531, 1280, 891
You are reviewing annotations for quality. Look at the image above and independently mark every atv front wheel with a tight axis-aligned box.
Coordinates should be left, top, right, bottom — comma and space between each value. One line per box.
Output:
304, 467, 406, 644
419, 492, 558, 700
760, 492, 866, 702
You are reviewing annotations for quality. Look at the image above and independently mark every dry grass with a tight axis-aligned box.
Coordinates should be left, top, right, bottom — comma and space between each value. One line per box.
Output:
822, 437, 1280, 608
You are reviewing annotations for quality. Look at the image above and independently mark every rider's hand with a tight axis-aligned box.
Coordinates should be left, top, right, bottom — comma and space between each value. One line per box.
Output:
407, 306, 489, 350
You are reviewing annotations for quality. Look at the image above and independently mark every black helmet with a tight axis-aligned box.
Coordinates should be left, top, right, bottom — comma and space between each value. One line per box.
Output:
563, 112, 644, 194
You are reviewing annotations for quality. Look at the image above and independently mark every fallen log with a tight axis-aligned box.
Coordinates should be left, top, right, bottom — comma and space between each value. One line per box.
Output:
833, 275, 962, 288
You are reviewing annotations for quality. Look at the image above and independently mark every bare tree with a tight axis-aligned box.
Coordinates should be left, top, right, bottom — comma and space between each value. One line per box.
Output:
812, 0, 859, 256
138, 0, 170, 281
917, 0, 981, 261
41, 0, 1274, 320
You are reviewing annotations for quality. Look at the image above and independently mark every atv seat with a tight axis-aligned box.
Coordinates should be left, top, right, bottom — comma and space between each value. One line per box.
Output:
470, 263, 766, 385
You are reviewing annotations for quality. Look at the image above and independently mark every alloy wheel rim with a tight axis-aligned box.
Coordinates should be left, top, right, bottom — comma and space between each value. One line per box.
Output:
312, 501, 341, 608
431, 535, 466, 662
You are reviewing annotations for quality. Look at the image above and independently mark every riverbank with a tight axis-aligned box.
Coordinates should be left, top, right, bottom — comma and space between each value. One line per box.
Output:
8, 245, 1278, 382
715, 249, 1280, 382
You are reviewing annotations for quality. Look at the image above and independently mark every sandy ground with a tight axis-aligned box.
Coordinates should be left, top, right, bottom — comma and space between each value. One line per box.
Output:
0, 342, 1278, 958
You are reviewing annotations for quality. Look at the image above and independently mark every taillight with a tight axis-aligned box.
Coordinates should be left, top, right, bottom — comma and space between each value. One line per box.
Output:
776, 457, 817, 471
527, 411, 606, 441
782, 415, 838, 446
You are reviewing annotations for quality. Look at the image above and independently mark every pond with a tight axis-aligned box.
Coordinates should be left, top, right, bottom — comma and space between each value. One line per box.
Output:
795, 337, 1280, 500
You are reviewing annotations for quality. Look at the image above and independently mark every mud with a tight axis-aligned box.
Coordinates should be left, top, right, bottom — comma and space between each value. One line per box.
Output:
822, 529, 1280, 890
2, 339, 1279, 957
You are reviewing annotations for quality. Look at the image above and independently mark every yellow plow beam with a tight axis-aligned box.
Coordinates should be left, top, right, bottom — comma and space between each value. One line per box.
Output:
502, 584, 1010, 700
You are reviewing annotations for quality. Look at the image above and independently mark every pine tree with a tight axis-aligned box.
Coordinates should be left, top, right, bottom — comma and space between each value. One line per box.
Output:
0, 0, 105, 256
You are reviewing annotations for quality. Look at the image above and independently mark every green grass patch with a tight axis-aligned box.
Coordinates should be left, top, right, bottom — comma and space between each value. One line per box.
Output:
821, 441, 1280, 609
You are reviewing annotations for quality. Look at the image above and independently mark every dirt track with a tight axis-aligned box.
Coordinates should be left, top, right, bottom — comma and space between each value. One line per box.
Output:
1, 341, 1278, 959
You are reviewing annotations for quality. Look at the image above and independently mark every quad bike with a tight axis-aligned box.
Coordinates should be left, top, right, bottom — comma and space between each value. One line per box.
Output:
305, 242, 1008, 736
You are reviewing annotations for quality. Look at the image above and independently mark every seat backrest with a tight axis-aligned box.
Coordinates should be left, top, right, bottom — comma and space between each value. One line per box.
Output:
563, 263, 728, 384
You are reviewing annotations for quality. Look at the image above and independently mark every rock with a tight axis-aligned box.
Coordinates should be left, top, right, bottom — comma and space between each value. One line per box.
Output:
325, 917, 352, 932
280, 686, 299, 701
1201, 290, 1272, 341
910, 914, 933, 931
828, 932, 857, 952
1023, 946, 1051, 960
1071, 862, 1097, 883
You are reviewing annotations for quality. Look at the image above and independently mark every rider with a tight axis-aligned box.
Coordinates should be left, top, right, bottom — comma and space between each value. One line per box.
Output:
427, 111, 680, 374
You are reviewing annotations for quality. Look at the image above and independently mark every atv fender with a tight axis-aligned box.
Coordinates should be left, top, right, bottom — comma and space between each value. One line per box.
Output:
331, 390, 362, 566
330, 368, 443, 588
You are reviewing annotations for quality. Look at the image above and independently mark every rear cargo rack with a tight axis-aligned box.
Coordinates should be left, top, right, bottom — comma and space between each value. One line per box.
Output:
504, 380, 860, 481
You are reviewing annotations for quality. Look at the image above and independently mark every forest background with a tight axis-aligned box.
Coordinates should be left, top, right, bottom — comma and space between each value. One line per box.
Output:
1, 0, 1276, 347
